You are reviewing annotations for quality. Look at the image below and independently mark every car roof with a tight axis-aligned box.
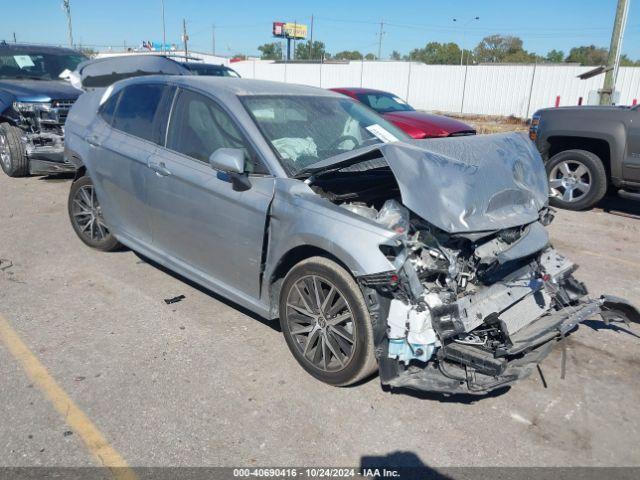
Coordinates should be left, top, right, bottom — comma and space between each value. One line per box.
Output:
124, 75, 342, 97
331, 87, 390, 95
0, 43, 81, 55
179, 62, 232, 69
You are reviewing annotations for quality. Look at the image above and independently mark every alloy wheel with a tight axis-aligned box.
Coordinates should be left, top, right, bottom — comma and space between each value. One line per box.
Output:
549, 160, 592, 203
70, 184, 110, 242
0, 133, 12, 171
285, 275, 356, 372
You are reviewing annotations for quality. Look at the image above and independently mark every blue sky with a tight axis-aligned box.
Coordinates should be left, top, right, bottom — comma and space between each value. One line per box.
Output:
2, 0, 639, 59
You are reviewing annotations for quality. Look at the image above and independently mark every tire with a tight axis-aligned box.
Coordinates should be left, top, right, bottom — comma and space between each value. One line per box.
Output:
279, 256, 377, 387
0, 123, 29, 177
68, 175, 121, 251
546, 149, 607, 211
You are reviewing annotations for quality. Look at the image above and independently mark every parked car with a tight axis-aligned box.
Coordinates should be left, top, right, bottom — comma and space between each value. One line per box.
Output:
64, 76, 637, 394
530, 104, 640, 210
0, 43, 86, 177
179, 62, 241, 77
330, 87, 476, 139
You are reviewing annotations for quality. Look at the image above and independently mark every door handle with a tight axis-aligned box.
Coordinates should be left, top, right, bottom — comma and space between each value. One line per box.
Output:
86, 135, 101, 147
148, 160, 171, 177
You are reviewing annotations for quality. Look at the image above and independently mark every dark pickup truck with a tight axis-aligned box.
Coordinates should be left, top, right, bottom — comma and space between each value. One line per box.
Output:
530, 104, 640, 210
0, 43, 86, 177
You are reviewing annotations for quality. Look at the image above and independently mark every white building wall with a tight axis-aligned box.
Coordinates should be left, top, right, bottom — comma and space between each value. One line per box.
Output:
231, 60, 640, 118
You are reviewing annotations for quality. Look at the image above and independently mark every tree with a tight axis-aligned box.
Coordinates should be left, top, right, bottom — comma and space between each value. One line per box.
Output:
78, 47, 98, 58
545, 49, 564, 63
474, 34, 536, 63
565, 45, 608, 65
295, 40, 327, 60
258, 42, 282, 60
390, 50, 402, 61
409, 42, 462, 64
620, 54, 640, 66
364, 53, 376, 60
334, 50, 363, 61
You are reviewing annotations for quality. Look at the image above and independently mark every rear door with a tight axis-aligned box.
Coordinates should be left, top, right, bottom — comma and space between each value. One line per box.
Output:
147, 88, 275, 301
88, 83, 175, 246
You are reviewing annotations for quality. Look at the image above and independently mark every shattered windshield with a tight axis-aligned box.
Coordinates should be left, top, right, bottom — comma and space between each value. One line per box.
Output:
356, 92, 414, 113
0, 51, 86, 80
241, 95, 409, 175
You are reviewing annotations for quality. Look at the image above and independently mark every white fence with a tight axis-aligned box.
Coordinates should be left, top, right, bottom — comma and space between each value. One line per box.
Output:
231, 60, 640, 119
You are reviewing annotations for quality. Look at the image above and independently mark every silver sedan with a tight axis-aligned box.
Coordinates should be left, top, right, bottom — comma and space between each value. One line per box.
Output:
63, 76, 638, 394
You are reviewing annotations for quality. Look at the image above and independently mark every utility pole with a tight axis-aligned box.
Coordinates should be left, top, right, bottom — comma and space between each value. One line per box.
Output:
62, 0, 74, 48
377, 19, 384, 59
308, 14, 314, 60
453, 17, 480, 66
12, 32, 16, 43
600, 0, 630, 105
161, 0, 166, 53
182, 18, 189, 61
293, 20, 298, 61
212, 24, 216, 55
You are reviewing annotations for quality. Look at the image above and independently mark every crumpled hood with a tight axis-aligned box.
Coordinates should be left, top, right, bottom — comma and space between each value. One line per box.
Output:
304, 132, 549, 233
384, 133, 549, 233
0, 79, 81, 102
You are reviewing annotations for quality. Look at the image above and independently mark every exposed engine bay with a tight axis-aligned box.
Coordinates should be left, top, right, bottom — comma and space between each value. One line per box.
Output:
306, 137, 639, 394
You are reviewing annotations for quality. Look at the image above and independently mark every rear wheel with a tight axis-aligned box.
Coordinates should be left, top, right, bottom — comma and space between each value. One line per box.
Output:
546, 149, 607, 210
279, 257, 377, 386
0, 123, 29, 177
68, 175, 121, 251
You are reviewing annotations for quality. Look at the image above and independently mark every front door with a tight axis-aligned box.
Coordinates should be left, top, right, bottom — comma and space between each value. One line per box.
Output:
147, 88, 275, 301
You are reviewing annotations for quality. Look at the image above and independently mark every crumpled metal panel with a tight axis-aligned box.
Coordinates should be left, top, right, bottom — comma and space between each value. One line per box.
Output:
303, 132, 548, 234
383, 132, 549, 233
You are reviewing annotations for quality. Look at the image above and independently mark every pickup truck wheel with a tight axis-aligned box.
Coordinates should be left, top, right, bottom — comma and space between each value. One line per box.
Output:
0, 123, 29, 177
547, 149, 607, 210
68, 176, 122, 251
279, 257, 377, 387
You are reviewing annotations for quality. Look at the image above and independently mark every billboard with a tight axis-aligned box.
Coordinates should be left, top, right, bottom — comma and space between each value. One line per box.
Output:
272, 22, 307, 40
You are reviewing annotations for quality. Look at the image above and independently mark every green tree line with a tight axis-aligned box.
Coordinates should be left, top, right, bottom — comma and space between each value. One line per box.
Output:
257, 34, 640, 66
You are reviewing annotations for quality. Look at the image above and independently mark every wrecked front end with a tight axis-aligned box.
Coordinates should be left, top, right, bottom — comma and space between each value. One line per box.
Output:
7, 100, 77, 174
306, 133, 639, 395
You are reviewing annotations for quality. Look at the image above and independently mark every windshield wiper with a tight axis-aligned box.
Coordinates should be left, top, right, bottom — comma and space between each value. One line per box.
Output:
4, 75, 46, 81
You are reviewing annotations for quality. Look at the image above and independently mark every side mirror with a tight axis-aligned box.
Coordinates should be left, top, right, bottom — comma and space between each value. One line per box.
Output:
209, 147, 251, 192
209, 148, 245, 174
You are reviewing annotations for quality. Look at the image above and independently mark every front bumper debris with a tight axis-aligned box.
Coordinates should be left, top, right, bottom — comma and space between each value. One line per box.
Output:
22, 132, 76, 175
379, 297, 638, 395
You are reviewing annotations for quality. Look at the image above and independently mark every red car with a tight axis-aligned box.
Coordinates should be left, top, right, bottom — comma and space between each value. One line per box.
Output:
330, 87, 476, 139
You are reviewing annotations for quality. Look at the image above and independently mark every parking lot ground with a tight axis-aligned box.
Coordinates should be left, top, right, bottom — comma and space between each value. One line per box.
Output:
1, 172, 639, 469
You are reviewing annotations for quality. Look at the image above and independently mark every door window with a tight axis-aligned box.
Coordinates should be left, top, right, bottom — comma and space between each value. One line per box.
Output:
99, 90, 120, 125
111, 84, 171, 143
166, 89, 267, 174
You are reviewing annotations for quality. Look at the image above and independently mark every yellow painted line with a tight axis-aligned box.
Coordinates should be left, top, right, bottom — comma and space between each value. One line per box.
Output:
0, 313, 137, 480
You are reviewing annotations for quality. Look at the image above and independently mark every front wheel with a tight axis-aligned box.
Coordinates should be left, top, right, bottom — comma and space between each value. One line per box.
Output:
279, 256, 377, 386
546, 149, 607, 210
0, 123, 29, 177
68, 176, 121, 251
